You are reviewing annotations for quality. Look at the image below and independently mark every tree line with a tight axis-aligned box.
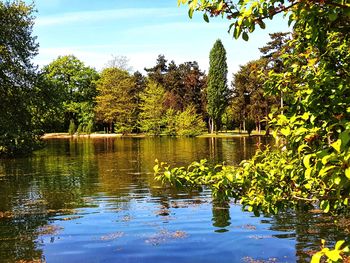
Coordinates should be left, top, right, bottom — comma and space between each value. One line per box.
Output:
38, 37, 286, 136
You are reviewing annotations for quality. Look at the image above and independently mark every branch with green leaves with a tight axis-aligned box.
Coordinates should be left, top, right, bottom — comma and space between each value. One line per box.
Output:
179, 0, 350, 41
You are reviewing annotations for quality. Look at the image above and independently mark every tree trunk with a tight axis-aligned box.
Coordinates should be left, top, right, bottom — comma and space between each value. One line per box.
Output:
281, 91, 284, 115
209, 118, 215, 134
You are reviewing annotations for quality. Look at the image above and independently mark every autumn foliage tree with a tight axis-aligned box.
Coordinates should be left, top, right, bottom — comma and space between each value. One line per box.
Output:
146, 56, 207, 115
94, 68, 136, 134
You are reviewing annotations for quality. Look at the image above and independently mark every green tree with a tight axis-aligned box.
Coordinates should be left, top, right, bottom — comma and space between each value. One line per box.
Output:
144, 54, 168, 86
131, 71, 147, 133
94, 68, 136, 134
43, 55, 99, 130
259, 32, 291, 72
207, 39, 229, 133
139, 80, 165, 135
163, 60, 183, 110
231, 59, 278, 133
0, 1, 41, 157
35, 73, 67, 132
145, 57, 207, 117
259, 32, 292, 114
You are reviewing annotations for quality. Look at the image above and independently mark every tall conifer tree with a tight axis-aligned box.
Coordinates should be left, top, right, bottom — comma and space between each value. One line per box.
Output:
207, 39, 229, 133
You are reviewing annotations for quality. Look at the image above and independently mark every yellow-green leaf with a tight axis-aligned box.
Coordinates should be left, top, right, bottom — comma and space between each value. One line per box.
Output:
324, 250, 342, 262
301, 112, 310, 120
310, 253, 322, 263
334, 176, 341, 185
345, 168, 350, 180
281, 126, 291, 136
226, 173, 234, 182
331, 139, 341, 153
303, 154, 313, 169
335, 240, 345, 250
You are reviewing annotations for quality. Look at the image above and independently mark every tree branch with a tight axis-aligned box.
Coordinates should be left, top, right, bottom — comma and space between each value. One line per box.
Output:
325, 1, 350, 9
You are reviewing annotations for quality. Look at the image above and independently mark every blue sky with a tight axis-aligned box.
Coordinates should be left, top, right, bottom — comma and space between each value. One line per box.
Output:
28, 0, 290, 76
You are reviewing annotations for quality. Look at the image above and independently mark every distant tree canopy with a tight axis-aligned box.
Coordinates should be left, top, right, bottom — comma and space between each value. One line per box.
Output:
0, 1, 41, 157
145, 54, 168, 86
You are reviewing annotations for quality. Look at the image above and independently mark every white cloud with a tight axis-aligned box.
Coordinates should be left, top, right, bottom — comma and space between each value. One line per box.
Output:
36, 8, 182, 27
126, 20, 227, 34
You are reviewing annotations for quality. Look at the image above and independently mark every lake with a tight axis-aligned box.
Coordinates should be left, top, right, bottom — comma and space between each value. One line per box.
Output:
0, 137, 348, 262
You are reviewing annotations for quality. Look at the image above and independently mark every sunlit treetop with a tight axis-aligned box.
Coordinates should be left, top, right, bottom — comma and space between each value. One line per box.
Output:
179, 0, 350, 41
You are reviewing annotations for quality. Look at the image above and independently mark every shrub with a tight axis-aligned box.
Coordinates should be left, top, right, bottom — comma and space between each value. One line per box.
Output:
85, 120, 94, 135
176, 105, 206, 137
68, 119, 76, 135
76, 124, 83, 136
164, 108, 177, 136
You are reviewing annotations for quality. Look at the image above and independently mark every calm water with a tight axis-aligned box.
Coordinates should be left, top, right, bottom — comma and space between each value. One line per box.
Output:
0, 137, 348, 263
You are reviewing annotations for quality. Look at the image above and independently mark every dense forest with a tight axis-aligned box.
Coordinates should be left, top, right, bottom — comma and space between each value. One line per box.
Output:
0, 1, 284, 157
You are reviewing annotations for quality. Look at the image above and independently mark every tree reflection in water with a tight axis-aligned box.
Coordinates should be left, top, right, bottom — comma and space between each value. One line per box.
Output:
0, 137, 347, 262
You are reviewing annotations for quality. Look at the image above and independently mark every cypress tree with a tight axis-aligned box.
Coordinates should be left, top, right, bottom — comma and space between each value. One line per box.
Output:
207, 39, 229, 133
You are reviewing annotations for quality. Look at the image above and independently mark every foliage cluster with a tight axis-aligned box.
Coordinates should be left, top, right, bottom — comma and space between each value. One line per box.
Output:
139, 81, 206, 136
0, 1, 42, 157
170, 0, 349, 214
42, 55, 100, 132
156, 0, 350, 261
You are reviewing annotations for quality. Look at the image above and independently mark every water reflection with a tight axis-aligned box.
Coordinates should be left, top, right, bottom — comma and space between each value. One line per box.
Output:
212, 199, 231, 231
0, 137, 347, 262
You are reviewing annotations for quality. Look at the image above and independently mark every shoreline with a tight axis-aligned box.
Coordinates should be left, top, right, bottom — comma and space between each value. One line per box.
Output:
42, 132, 268, 139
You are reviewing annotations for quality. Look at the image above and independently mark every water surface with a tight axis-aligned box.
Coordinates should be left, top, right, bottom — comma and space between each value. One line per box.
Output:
0, 137, 348, 262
